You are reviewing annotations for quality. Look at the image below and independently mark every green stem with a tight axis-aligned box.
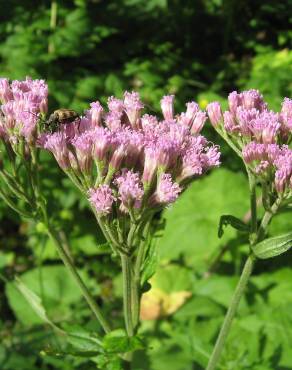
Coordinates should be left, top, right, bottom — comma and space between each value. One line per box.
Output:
220, 131, 242, 158
206, 254, 255, 370
0, 188, 32, 218
247, 170, 257, 237
0, 170, 31, 203
132, 220, 151, 330
258, 197, 282, 240
46, 224, 111, 334
206, 170, 260, 370
121, 254, 134, 337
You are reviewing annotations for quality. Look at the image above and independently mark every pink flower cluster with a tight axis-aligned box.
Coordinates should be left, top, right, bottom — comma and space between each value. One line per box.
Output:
207, 90, 292, 195
43, 92, 220, 216
0, 77, 48, 144
207, 90, 292, 143
243, 143, 292, 194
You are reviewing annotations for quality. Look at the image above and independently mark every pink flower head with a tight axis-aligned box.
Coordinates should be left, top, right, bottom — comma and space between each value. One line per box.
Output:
240, 89, 267, 111
0, 77, 48, 143
223, 111, 237, 133
151, 173, 181, 205
43, 132, 70, 169
242, 142, 280, 163
141, 114, 159, 133
105, 111, 123, 131
107, 96, 124, 113
142, 145, 160, 184
178, 102, 199, 127
191, 111, 207, 135
160, 95, 175, 120
179, 135, 219, 181
125, 130, 144, 167
242, 142, 266, 163
92, 127, 113, 162
115, 170, 144, 209
207, 102, 222, 127
248, 111, 280, 144
236, 107, 259, 137
0, 78, 13, 103
108, 127, 133, 170
71, 131, 94, 173
186, 102, 199, 122
148, 136, 179, 173
228, 91, 241, 115
88, 185, 116, 216
88, 101, 103, 126
280, 98, 292, 133
274, 147, 292, 193
204, 145, 221, 167
123, 91, 144, 129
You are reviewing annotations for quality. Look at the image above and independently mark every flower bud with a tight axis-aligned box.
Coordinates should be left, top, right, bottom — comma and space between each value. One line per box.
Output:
206, 102, 222, 127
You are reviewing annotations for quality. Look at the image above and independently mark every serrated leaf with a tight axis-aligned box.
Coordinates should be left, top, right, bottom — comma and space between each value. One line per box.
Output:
218, 215, 249, 238
252, 232, 292, 259
103, 329, 144, 354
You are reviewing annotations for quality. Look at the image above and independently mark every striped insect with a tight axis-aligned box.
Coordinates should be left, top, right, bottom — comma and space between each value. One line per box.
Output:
44, 109, 80, 133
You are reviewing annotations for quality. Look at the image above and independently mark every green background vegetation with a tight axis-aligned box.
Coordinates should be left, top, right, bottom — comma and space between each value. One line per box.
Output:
0, 1, 291, 369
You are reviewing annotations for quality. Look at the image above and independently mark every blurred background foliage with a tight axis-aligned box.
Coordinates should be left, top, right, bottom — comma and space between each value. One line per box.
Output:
0, 0, 291, 369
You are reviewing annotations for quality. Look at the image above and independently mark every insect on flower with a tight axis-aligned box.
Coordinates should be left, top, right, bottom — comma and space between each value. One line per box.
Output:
25, 108, 80, 133
44, 109, 80, 133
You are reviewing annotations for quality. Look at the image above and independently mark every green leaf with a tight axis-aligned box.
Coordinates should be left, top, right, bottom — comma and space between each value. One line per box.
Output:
252, 232, 292, 259
13, 277, 64, 333
94, 353, 123, 370
157, 169, 249, 268
103, 329, 144, 354
218, 215, 249, 238
66, 328, 103, 353
6, 265, 83, 325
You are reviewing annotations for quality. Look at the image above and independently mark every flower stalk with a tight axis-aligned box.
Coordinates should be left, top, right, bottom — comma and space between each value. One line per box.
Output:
206, 90, 291, 369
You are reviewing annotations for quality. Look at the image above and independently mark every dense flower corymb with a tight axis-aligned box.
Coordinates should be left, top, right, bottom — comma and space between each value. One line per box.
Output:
207, 90, 292, 196
42, 91, 220, 216
0, 77, 48, 145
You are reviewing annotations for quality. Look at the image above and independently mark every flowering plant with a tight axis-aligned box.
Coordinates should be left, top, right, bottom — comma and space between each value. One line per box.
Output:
42, 91, 220, 338
0, 77, 220, 366
206, 91, 292, 370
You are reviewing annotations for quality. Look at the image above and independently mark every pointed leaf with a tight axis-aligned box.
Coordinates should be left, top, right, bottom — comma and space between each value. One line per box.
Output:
14, 277, 64, 333
252, 232, 292, 259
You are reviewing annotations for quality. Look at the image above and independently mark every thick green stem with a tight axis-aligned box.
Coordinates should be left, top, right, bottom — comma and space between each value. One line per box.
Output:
121, 254, 134, 337
206, 254, 255, 370
131, 245, 144, 332
46, 225, 111, 334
